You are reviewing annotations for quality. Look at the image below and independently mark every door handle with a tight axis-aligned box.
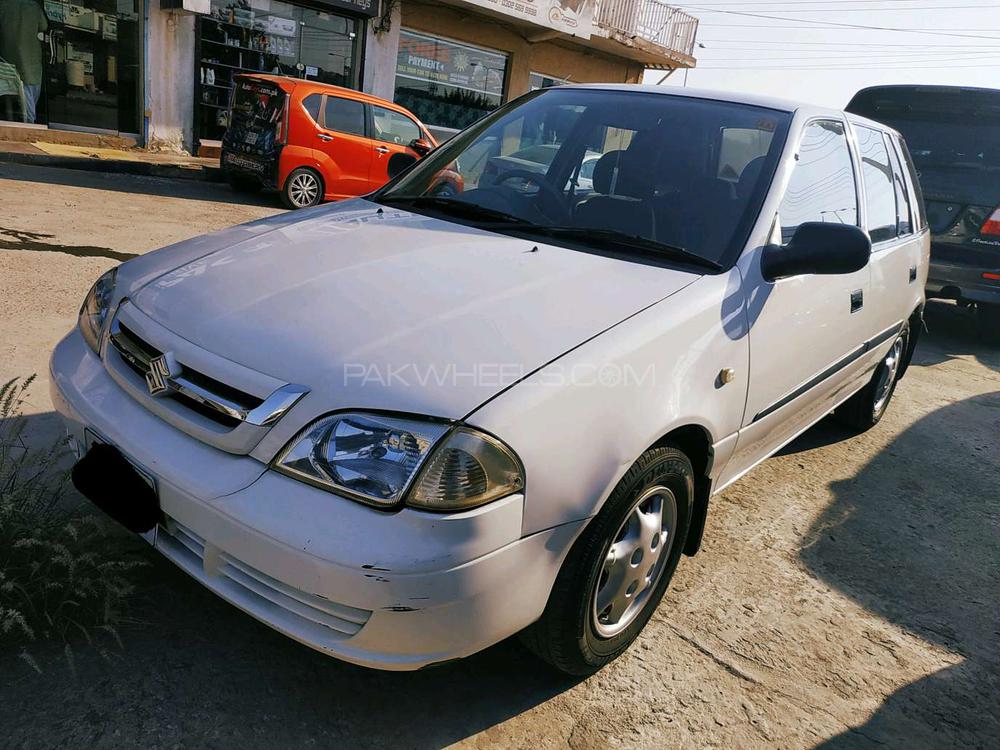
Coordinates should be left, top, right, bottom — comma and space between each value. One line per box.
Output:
909, 264, 918, 283
316, 133, 334, 142
375, 146, 390, 154
850, 289, 864, 313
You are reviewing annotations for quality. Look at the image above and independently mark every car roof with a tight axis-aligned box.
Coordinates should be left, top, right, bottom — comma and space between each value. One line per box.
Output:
562, 83, 903, 137
851, 83, 1000, 97
563, 83, 814, 116
238, 74, 421, 114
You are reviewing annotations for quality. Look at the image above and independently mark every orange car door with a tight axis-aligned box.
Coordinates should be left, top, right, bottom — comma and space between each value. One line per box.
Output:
369, 105, 425, 190
314, 94, 373, 198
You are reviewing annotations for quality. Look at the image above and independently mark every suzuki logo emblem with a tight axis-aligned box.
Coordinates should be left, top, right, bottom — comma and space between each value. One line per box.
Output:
145, 355, 174, 396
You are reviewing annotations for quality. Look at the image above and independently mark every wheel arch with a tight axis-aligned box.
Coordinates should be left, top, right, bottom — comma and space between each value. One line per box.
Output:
649, 423, 714, 557
898, 302, 924, 381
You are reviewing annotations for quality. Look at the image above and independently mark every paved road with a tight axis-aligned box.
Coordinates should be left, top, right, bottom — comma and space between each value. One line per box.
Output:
1, 163, 997, 749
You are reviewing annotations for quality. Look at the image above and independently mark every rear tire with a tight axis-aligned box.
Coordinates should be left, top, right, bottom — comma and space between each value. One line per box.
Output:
975, 303, 1000, 345
520, 446, 693, 676
281, 167, 323, 209
835, 322, 909, 431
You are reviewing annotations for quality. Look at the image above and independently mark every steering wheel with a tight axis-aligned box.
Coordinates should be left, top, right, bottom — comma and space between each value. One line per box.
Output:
494, 169, 569, 222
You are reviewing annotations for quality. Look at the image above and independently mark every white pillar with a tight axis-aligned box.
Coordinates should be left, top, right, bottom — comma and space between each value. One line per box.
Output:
147, 7, 196, 153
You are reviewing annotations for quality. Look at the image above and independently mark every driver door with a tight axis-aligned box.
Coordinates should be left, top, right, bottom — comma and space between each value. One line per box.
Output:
369, 105, 425, 190
720, 119, 873, 487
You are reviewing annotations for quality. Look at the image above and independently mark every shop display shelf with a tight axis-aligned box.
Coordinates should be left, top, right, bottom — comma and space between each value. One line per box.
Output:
201, 38, 271, 54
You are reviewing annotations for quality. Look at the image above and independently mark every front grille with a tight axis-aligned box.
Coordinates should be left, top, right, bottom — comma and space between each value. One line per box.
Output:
110, 322, 263, 430
159, 518, 372, 639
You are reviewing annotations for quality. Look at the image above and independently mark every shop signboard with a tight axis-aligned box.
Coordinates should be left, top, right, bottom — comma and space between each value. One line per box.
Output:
396, 32, 507, 98
313, 0, 380, 18
461, 0, 596, 39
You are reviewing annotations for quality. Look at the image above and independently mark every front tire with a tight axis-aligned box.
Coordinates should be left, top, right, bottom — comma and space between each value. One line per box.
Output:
521, 446, 693, 676
835, 322, 909, 431
281, 167, 323, 209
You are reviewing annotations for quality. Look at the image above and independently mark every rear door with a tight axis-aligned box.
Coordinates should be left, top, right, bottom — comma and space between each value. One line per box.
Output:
222, 77, 287, 181
315, 94, 373, 198
852, 124, 923, 336
368, 104, 426, 189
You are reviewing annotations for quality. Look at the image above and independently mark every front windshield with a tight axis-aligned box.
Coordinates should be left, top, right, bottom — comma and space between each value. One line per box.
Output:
376, 88, 792, 267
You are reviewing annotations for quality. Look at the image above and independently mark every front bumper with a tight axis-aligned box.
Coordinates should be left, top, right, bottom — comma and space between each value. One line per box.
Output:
926, 259, 1000, 305
50, 329, 583, 670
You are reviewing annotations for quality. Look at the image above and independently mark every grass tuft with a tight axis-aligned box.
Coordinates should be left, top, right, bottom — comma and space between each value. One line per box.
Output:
0, 376, 146, 670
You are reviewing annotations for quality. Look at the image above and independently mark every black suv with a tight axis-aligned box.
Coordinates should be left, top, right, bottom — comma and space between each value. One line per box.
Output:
847, 85, 1000, 342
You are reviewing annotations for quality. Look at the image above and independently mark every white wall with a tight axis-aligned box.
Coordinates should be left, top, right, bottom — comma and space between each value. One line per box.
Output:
147, 6, 196, 152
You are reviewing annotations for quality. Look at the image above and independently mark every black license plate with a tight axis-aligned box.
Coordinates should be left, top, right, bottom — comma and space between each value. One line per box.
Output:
72, 442, 161, 534
224, 151, 268, 175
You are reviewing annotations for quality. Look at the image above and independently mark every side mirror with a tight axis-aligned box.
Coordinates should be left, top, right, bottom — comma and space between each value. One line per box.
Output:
409, 137, 433, 157
387, 152, 419, 179
761, 222, 871, 282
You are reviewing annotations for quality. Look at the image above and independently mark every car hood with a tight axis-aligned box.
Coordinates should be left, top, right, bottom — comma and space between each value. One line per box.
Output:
130, 200, 698, 419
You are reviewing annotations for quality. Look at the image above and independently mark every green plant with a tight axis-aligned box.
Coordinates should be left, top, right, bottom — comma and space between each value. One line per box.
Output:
0, 376, 145, 670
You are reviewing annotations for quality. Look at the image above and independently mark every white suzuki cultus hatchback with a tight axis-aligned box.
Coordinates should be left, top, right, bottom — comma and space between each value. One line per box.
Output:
52, 86, 929, 675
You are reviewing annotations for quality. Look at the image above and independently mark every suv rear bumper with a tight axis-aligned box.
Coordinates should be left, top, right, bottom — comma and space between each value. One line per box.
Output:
220, 149, 279, 190
926, 260, 1000, 305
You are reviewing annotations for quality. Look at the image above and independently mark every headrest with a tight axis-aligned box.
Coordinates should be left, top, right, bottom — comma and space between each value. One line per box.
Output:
592, 150, 626, 195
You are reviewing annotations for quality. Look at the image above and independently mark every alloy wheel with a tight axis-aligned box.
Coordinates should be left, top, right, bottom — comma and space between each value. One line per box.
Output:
288, 172, 320, 208
591, 485, 677, 638
873, 335, 904, 417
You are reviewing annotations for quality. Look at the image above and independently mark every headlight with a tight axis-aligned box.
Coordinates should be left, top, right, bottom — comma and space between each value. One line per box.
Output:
274, 412, 524, 512
78, 268, 117, 354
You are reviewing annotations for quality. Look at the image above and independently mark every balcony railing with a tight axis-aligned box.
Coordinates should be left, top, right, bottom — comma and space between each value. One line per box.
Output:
596, 0, 699, 59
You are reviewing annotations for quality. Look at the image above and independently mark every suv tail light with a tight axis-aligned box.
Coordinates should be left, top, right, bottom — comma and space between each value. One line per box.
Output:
981, 206, 1000, 236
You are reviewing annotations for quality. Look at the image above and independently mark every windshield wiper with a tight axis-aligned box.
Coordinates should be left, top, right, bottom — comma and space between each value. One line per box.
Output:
496, 225, 723, 272
378, 196, 528, 225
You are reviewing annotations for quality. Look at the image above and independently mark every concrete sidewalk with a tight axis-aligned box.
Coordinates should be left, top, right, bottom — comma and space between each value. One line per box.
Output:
0, 140, 222, 182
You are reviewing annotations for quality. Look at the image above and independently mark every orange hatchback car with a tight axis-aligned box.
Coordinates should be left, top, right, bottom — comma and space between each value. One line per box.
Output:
221, 75, 436, 209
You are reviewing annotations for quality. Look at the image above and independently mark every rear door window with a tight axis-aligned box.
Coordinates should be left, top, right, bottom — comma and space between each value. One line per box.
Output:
778, 120, 858, 244
856, 126, 898, 243
323, 96, 366, 137
893, 136, 927, 231
885, 135, 913, 236
302, 94, 322, 124
719, 127, 774, 183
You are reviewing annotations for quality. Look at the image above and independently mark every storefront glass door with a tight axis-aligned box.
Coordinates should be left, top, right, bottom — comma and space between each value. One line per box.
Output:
37, 0, 142, 133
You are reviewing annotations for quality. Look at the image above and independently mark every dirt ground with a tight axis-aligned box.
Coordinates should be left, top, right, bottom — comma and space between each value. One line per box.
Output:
1, 162, 997, 750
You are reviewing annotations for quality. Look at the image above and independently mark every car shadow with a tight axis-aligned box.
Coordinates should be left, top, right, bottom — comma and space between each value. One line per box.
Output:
915, 299, 1000, 373
0, 410, 578, 750
800, 391, 1000, 748
0, 161, 282, 209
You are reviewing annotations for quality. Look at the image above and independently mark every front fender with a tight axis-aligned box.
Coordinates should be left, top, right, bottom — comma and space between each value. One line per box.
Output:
467, 271, 749, 537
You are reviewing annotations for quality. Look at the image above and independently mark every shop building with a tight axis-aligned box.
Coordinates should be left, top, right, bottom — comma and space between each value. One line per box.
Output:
0, 0, 697, 152
365, 0, 699, 142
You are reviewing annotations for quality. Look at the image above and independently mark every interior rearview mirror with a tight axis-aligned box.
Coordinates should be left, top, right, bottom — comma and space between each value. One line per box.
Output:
409, 138, 433, 157
387, 152, 419, 180
761, 222, 871, 282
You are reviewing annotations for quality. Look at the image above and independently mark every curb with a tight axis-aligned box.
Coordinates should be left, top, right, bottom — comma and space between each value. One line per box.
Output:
0, 149, 224, 182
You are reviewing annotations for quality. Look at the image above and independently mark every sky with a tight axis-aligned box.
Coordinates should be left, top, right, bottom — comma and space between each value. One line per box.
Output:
641, 0, 1000, 108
